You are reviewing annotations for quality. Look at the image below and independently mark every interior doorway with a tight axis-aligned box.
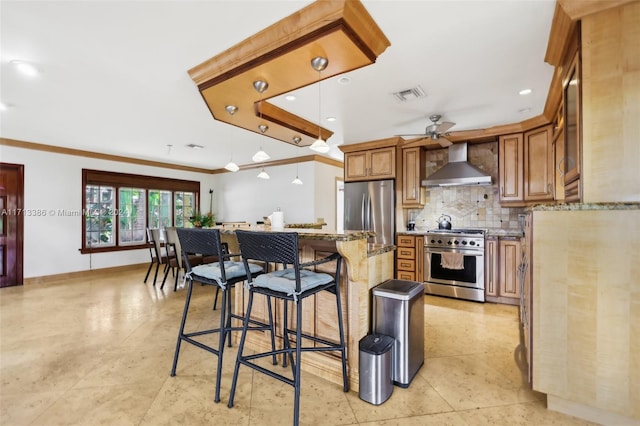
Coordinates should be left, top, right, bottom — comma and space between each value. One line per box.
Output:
0, 163, 24, 287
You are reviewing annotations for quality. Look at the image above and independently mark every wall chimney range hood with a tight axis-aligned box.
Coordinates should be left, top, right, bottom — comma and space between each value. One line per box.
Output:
422, 143, 492, 187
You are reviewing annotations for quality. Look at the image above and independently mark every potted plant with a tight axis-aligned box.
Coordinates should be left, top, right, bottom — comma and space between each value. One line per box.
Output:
189, 212, 214, 228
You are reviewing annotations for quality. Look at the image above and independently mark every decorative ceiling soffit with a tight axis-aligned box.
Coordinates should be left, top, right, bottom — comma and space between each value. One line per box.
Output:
188, 0, 390, 148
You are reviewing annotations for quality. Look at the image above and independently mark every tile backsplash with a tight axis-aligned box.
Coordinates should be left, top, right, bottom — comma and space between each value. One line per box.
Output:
409, 142, 524, 231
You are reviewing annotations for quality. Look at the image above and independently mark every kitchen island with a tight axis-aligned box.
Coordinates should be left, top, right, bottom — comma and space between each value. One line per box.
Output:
218, 226, 396, 391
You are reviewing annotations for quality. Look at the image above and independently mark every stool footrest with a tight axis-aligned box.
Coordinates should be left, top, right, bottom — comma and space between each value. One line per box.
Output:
238, 358, 295, 387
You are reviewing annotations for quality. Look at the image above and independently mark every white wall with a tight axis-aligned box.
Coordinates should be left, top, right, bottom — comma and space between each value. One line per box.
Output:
1, 145, 216, 278
1, 145, 343, 278
215, 160, 342, 229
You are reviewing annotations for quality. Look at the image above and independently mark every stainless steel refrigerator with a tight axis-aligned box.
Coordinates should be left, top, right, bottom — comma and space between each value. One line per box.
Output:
344, 179, 395, 246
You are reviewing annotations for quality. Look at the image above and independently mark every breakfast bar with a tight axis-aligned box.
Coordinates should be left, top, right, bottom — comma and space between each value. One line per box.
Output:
218, 226, 395, 391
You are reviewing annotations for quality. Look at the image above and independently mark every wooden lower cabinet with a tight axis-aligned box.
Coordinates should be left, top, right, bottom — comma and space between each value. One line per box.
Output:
396, 234, 424, 282
485, 236, 522, 305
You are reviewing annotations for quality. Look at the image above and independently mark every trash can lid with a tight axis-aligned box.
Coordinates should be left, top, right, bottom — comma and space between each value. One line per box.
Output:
359, 333, 395, 354
372, 279, 425, 300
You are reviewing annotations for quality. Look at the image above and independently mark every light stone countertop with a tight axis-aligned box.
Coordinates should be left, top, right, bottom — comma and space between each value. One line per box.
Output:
529, 202, 640, 211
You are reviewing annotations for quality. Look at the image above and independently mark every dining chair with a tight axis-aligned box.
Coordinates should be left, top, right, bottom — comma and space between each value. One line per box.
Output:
143, 228, 155, 283
172, 228, 277, 403
147, 228, 173, 287
228, 230, 348, 426
162, 227, 203, 291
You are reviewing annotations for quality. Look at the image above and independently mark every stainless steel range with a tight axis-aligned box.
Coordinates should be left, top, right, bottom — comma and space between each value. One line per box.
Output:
424, 229, 485, 302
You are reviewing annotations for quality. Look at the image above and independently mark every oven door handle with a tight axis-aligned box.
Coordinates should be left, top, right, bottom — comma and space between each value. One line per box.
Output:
426, 247, 483, 256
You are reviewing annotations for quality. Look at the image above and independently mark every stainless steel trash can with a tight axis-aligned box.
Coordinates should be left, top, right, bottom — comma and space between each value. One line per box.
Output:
358, 333, 394, 405
372, 279, 425, 388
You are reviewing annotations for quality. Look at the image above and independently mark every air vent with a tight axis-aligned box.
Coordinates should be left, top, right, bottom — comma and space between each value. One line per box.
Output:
392, 85, 426, 102
185, 143, 204, 149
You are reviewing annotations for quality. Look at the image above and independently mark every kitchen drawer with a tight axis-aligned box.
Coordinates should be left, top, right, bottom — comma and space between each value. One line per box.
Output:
397, 235, 415, 247
397, 246, 416, 259
397, 258, 415, 271
397, 270, 416, 281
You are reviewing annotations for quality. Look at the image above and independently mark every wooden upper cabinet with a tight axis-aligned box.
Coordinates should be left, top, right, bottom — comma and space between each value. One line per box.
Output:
499, 133, 524, 203
344, 146, 395, 182
524, 125, 554, 201
401, 147, 425, 207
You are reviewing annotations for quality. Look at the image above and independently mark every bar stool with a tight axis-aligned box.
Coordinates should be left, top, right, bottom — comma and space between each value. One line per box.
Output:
228, 230, 349, 426
171, 228, 277, 403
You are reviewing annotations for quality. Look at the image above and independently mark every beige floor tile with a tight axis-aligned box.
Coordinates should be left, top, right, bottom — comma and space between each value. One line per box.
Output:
356, 411, 468, 426
456, 399, 600, 425
0, 390, 61, 426
30, 383, 159, 426
346, 374, 453, 423
420, 354, 539, 411
140, 374, 252, 426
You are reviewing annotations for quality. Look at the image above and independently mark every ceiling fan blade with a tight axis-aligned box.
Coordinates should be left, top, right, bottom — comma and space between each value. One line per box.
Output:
438, 137, 453, 147
435, 121, 455, 133
396, 133, 429, 137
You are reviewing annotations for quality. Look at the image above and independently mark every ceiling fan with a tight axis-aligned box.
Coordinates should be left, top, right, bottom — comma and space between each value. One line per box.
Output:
397, 114, 456, 147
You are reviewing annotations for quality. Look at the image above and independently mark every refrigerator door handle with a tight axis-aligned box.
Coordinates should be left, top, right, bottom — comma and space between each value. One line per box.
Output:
361, 194, 366, 229
367, 195, 372, 231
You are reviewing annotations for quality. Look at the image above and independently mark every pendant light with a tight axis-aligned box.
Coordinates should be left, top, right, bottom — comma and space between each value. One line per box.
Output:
224, 158, 239, 172
309, 56, 330, 154
257, 168, 270, 179
252, 80, 271, 162
291, 165, 303, 185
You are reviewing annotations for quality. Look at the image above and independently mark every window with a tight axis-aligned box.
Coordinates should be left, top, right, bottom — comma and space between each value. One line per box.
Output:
148, 190, 172, 229
118, 188, 146, 245
82, 169, 200, 253
85, 184, 115, 247
174, 191, 195, 228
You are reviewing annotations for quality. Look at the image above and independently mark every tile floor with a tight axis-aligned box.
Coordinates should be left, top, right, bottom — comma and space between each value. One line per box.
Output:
0, 266, 596, 425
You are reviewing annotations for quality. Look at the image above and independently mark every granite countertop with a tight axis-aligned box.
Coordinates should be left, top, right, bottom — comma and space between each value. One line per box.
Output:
529, 202, 640, 211
216, 225, 375, 242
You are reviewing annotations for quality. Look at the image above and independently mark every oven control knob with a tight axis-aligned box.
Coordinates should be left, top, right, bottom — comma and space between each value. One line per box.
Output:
447, 241, 452, 245
462, 241, 468, 245
453, 240, 459, 244
470, 241, 476, 246
437, 239, 442, 244
430, 239, 435, 244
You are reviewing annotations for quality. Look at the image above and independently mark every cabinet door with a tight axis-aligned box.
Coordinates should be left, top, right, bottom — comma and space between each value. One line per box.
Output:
416, 236, 424, 283
499, 239, 522, 300
344, 151, 369, 181
524, 125, 553, 201
369, 147, 396, 179
402, 147, 424, 206
485, 237, 499, 297
499, 133, 524, 203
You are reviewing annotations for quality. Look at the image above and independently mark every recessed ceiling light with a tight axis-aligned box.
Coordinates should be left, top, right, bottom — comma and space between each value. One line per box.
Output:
338, 76, 351, 85
519, 89, 532, 95
285, 95, 296, 101
185, 143, 204, 149
10, 60, 39, 77
326, 116, 337, 122
0, 102, 8, 111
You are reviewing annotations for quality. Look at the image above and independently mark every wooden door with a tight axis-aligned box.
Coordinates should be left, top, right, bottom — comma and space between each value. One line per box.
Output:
498, 133, 524, 203
524, 125, 553, 201
0, 163, 24, 287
